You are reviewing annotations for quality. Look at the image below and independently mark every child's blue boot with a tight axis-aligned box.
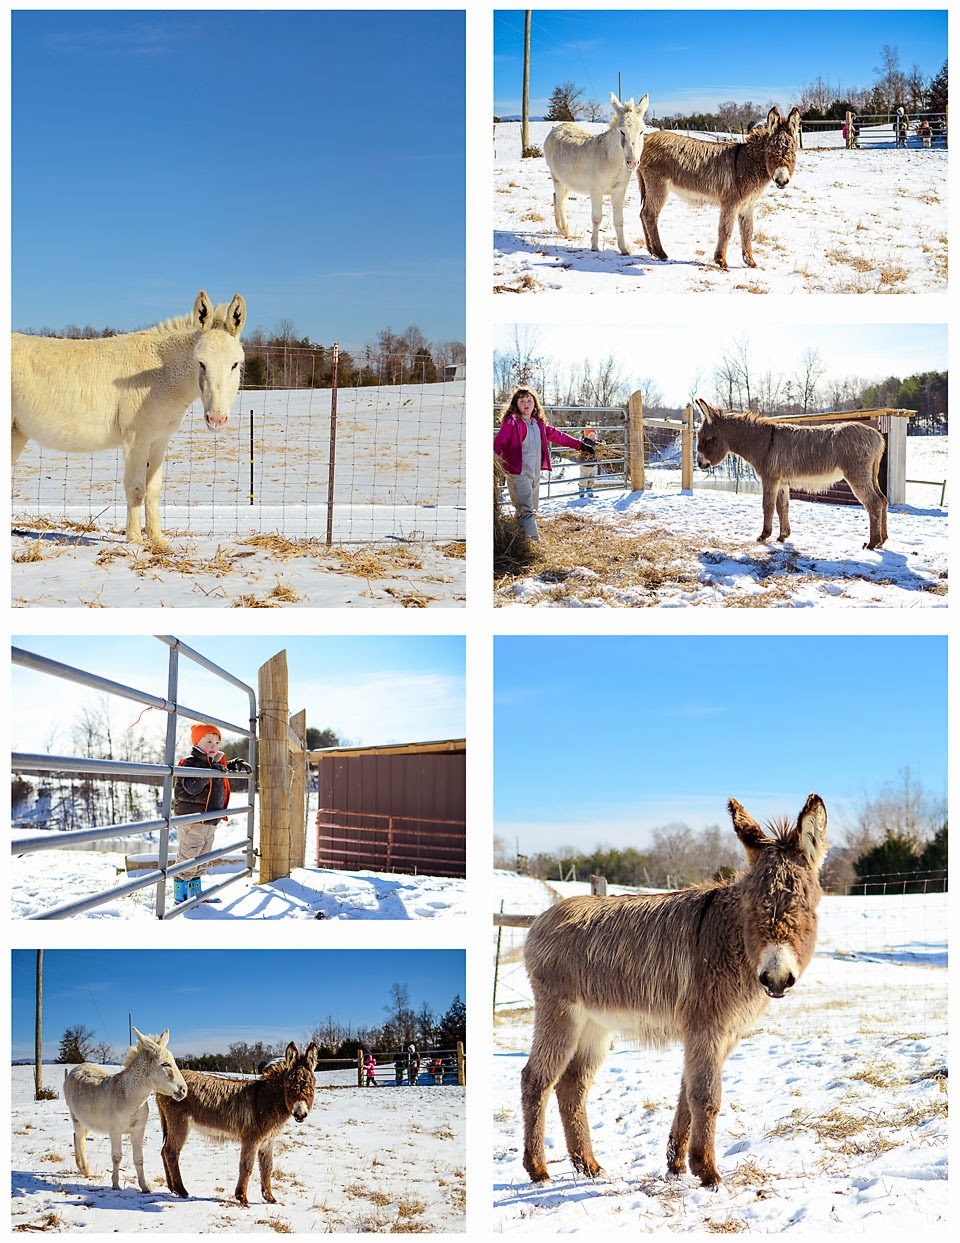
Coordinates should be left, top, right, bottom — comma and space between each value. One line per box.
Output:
173, 878, 190, 904
189, 877, 203, 901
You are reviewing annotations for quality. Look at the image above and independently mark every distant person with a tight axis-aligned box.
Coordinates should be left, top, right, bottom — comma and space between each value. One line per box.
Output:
430, 1055, 444, 1085
895, 106, 909, 148
917, 118, 932, 148
406, 1044, 421, 1086
363, 1051, 379, 1087
394, 1051, 406, 1086
851, 114, 861, 148
577, 427, 600, 498
494, 386, 596, 541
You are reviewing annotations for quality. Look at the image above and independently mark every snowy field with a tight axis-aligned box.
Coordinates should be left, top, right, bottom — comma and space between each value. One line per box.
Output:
493, 123, 947, 294
492, 872, 948, 1233
11, 1067, 465, 1233
11, 381, 465, 608
495, 435, 947, 607
10, 836, 466, 922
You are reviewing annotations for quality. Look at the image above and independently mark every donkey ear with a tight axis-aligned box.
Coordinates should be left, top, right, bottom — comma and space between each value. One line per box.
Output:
785, 107, 802, 136
158, 1029, 170, 1048
192, 290, 212, 332
728, 798, 770, 863
305, 1043, 319, 1070
285, 1041, 298, 1065
636, 93, 649, 119
695, 397, 717, 423
132, 1026, 144, 1044
226, 294, 246, 337
765, 106, 783, 132
610, 91, 624, 113
797, 793, 828, 870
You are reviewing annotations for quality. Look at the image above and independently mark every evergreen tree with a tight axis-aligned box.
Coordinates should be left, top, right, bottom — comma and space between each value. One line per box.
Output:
57, 1024, 96, 1064
545, 81, 584, 121
928, 60, 948, 112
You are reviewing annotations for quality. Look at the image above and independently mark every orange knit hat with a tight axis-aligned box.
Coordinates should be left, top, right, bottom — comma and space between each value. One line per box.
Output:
190, 723, 222, 746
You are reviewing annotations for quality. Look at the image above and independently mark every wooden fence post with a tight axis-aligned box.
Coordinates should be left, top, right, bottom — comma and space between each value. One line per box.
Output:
457, 1040, 466, 1086
357, 1048, 364, 1088
258, 651, 290, 885
628, 390, 644, 492
681, 404, 694, 493
289, 708, 307, 871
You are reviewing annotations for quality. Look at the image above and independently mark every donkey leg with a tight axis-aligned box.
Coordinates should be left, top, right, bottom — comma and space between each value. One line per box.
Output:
737, 205, 758, 268
258, 1140, 277, 1203
611, 184, 631, 256
639, 181, 669, 259
235, 1138, 258, 1205
109, 1127, 124, 1190
758, 480, 778, 541
11, 425, 29, 463
160, 1119, 190, 1197
714, 205, 737, 270
666, 1083, 691, 1176
521, 1003, 586, 1182
847, 473, 887, 549
552, 180, 570, 238
589, 189, 604, 251
72, 1120, 91, 1177
131, 1112, 151, 1192
554, 1019, 609, 1177
682, 1035, 730, 1188
143, 438, 172, 551
121, 439, 149, 545
775, 483, 791, 541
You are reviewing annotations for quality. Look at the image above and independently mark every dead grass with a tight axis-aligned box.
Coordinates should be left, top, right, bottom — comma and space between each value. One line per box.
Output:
704, 1219, 748, 1234
13, 1211, 67, 1232
253, 1219, 293, 1233
878, 262, 909, 287
13, 541, 45, 563
493, 273, 542, 294
495, 512, 700, 601
330, 547, 423, 579
441, 540, 466, 559
238, 532, 327, 559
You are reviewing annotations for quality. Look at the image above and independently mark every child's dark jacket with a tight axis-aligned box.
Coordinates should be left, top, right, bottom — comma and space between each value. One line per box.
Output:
174, 746, 231, 818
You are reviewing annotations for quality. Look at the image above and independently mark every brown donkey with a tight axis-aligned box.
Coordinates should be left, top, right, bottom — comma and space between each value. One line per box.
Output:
695, 398, 888, 549
637, 107, 801, 269
521, 793, 827, 1189
157, 1041, 318, 1205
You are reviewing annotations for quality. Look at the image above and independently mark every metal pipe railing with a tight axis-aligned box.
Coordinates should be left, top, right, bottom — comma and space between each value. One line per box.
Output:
12, 636, 261, 919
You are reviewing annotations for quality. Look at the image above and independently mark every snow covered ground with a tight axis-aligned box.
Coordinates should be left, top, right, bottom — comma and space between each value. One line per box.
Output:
11, 1067, 466, 1233
11, 381, 466, 608
495, 435, 947, 607
10, 847, 466, 922
494, 123, 947, 294
492, 873, 948, 1233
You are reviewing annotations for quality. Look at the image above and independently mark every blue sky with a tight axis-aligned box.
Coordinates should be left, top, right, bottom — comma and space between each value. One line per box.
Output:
494, 9, 947, 117
11, 635, 465, 754
10, 950, 465, 1062
495, 636, 947, 854
493, 323, 946, 408
12, 11, 464, 344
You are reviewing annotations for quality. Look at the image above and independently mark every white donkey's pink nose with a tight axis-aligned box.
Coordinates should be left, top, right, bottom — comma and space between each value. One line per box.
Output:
205, 412, 229, 430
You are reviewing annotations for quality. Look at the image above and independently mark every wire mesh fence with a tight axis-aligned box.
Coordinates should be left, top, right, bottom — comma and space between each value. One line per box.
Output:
12, 348, 465, 545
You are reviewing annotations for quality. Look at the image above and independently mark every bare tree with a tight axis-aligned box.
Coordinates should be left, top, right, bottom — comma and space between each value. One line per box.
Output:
794, 347, 827, 414
581, 98, 606, 123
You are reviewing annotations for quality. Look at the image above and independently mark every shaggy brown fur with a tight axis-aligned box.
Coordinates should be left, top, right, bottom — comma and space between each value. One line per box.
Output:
695, 398, 888, 549
521, 794, 827, 1189
637, 107, 801, 269
157, 1041, 318, 1205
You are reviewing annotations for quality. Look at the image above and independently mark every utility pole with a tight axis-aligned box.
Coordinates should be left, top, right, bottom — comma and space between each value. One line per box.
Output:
34, 950, 43, 1099
521, 10, 531, 155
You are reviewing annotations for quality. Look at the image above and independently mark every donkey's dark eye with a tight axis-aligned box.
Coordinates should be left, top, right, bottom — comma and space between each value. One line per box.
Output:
199, 362, 206, 372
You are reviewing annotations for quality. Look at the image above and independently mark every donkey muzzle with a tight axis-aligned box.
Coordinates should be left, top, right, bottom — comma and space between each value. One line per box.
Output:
204, 412, 230, 430
291, 1102, 310, 1121
758, 943, 799, 998
773, 168, 791, 188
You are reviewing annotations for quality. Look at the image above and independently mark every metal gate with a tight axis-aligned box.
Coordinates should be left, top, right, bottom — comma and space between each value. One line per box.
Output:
11, 636, 257, 920
493, 404, 628, 500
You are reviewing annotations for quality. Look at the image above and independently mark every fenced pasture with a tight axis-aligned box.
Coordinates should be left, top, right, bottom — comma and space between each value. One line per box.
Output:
493, 121, 947, 294
12, 352, 465, 545
800, 111, 947, 150
492, 873, 947, 1232
11, 1065, 466, 1233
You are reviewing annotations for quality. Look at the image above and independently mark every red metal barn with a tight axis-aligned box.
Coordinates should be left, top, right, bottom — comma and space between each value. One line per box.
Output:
313, 739, 466, 878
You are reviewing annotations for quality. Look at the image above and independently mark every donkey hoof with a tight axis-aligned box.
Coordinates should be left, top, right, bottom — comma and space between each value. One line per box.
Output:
263, 1192, 277, 1204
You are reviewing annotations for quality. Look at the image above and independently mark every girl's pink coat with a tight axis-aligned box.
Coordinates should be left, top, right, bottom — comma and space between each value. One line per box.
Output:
494, 413, 582, 474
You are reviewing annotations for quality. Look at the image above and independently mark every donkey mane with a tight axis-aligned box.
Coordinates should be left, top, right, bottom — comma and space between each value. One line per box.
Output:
121, 1034, 164, 1069
149, 303, 240, 337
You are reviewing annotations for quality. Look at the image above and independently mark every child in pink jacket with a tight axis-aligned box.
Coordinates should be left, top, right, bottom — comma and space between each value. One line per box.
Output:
494, 387, 596, 540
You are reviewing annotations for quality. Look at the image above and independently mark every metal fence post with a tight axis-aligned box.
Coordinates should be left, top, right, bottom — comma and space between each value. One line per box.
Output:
325, 342, 339, 545
155, 642, 180, 919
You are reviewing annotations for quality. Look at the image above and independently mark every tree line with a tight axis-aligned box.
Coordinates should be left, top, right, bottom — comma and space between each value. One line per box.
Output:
54, 985, 466, 1071
494, 328, 947, 433
523, 46, 946, 133
17, 318, 466, 392
496, 769, 946, 896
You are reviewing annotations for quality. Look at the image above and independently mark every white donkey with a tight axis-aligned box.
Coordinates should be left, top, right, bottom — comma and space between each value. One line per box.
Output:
12, 290, 246, 549
543, 92, 649, 255
63, 1027, 188, 1193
